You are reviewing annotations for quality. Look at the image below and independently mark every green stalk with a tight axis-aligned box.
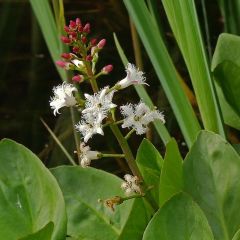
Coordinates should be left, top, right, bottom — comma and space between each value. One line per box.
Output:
160, 0, 225, 138
100, 153, 125, 158
123, 0, 201, 147
109, 124, 142, 179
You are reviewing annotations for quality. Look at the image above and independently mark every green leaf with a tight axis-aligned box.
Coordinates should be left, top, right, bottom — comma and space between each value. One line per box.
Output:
215, 83, 240, 130
160, 0, 225, 137
19, 222, 54, 240
143, 193, 214, 240
212, 33, 240, 120
214, 61, 240, 116
123, 0, 201, 147
232, 229, 240, 240
51, 166, 151, 240
136, 139, 163, 205
159, 138, 183, 207
29, 0, 67, 81
183, 131, 240, 240
0, 139, 66, 240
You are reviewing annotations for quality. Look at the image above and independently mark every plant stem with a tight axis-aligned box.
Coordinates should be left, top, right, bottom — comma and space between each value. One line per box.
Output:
70, 107, 81, 164
125, 129, 135, 140
100, 153, 125, 158
109, 124, 142, 180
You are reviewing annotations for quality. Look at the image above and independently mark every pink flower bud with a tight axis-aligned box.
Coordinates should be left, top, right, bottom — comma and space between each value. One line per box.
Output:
102, 64, 113, 74
97, 39, 106, 49
61, 36, 71, 44
78, 25, 83, 32
81, 36, 87, 44
90, 38, 97, 46
83, 23, 90, 33
76, 18, 81, 26
85, 55, 93, 61
72, 47, 79, 54
64, 26, 70, 33
56, 61, 72, 70
61, 53, 72, 59
69, 20, 76, 29
72, 75, 84, 83
69, 32, 77, 40
56, 60, 67, 68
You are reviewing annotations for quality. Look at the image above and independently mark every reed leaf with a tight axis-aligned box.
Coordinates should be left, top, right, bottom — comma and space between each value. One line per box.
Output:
161, 0, 225, 138
29, 0, 67, 81
123, 0, 200, 147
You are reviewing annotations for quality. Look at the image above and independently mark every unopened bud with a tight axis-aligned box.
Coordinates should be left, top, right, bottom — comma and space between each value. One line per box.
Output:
83, 23, 90, 33
72, 47, 79, 54
61, 53, 72, 59
56, 60, 72, 70
64, 26, 70, 33
69, 20, 76, 29
81, 36, 87, 44
72, 75, 84, 83
102, 64, 113, 74
86, 55, 93, 61
76, 18, 81, 26
90, 38, 97, 46
97, 39, 106, 49
61, 36, 71, 44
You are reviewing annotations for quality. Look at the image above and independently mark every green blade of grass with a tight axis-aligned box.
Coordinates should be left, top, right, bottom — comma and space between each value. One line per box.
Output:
217, 0, 240, 34
123, 0, 201, 147
113, 33, 171, 145
161, 0, 225, 138
29, 0, 67, 81
41, 118, 76, 166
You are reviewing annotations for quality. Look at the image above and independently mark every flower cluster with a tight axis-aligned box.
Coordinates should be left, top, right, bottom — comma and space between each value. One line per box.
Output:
75, 87, 116, 142
78, 143, 100, 167
55, 17, 112, 83
121, 174, 141, 195
49, 18, 166, 198
50, 83, 77, 115
120, 101, 165, 135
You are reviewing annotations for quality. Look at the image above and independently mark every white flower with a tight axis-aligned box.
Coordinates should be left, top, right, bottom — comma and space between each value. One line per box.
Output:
117, 63, 148, 89
71, 59, 84, 68
121, 174, 141, 195
82, 86, 116, 121
120, 101, 165, 135
50, 82, 77, 115
75, 115, 104, 142
79, 143, 100, 167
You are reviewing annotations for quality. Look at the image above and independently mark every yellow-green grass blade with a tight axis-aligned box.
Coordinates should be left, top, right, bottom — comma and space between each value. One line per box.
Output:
217, 0, 240, 34
114, 33, 171, 145
29, 0, 67, 81
161, 0, 225, 138
41, 118, 76, 166
123, 0, 200, 147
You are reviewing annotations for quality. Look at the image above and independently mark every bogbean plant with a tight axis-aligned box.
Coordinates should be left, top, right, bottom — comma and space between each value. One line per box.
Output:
2, 9, 240, 240
50, 17, 165, 201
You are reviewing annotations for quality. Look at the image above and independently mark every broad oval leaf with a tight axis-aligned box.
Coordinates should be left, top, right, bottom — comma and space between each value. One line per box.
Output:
51, 166, 152, 240
0, 139, 66, 240
143, 193, 214, 240
19, 222, 54, 240
184, 131, 240, 240
159, 138, 183, 207
136, 138, 163, 205
212, 33, 240, 124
